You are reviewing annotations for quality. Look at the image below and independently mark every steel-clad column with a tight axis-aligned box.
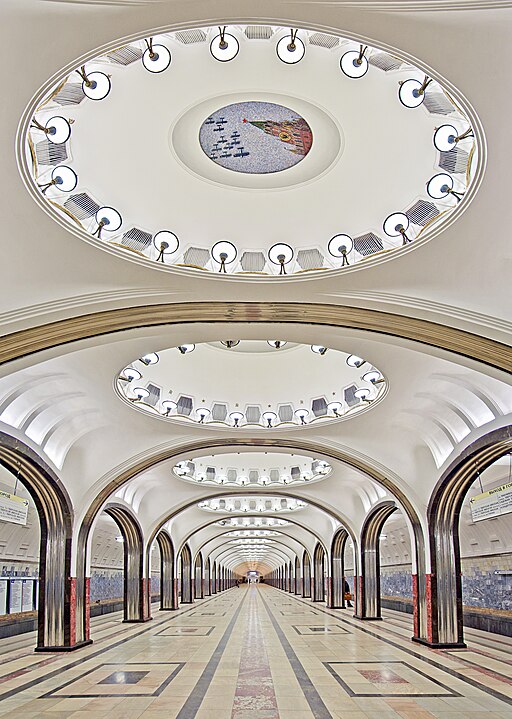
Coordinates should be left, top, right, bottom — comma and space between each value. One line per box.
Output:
156, 530, 177, 610
355, 502, 396, 620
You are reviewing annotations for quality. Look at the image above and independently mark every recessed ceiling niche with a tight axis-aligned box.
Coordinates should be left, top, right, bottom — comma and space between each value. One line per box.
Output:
115, 340, 387, 429
20, 24, 482, 278
173, 452, 331, 487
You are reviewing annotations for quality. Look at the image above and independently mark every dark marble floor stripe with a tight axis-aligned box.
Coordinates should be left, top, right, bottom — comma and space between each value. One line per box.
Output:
0, 589, 236, 701
259, 589, 333, 719
175, 588, 248, 719
270, 588, 512, 707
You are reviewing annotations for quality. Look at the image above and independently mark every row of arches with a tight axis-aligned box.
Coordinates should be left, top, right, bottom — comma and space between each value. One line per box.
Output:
1, 426, 510, 651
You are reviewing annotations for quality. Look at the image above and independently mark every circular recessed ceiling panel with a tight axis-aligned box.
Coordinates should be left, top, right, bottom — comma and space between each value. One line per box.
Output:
20, 24, 482, 278
173, 452, 331, 487
198, 496, 307, 513
115, 340, 387, 430
198, 101, 313, 174
215, 517, 290, 528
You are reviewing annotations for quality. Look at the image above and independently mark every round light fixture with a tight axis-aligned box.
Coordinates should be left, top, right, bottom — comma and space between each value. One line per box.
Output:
229, 411, 244, 427
140, 352, 159, 365
142, 39, 171, 73
38, 165, 77, 194
153, 231, 179, 262
383, 212, 411, 244
221, 340, 240, 349
340, 46, 369, 79
311, 345, 327, 355
161, 400, 177, 415
31, 116, 72, 144
294, 408, 309, 424
94, 206, 122, 237
267, 340, 287, 349
354, 387, 371, 401
327, 401, 343, 416
433, 124, 473, 152
177, 344, 195, 354
328, 234, 353, 266
346, 354, 365, 368
196, 407, 211, 423
268, 243, 294, 274
121, 367, 142, 381
77, 67, 111, 101
398, 76, 431, 108
276, 30, 305, 64
133, 386, 150, 400
210, 27, 239, 62
363, 370, 382, 384
211, 241, 237, 272
262, 411, 277, 428
426, 173, 464, 202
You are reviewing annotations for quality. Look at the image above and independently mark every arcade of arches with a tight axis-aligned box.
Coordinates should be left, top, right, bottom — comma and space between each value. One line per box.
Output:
0, 2, 511, 718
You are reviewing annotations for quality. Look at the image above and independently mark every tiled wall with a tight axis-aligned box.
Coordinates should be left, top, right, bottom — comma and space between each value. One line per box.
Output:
380, 565, 413, 598
90, 568, 124, 601
461, 554, 512, 611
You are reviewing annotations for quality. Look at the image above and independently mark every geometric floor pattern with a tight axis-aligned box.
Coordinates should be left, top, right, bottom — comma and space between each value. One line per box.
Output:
0, 585, 510, 718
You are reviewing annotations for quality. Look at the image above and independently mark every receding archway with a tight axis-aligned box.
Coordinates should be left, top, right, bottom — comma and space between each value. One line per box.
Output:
179, 543, 193, 604
155, 529, 176, 610
313, 542, 326, 602
330, 527, 349, 609
0, 433, 81, 651
104, 504, 148, 622
303, 550, 312, 598
425, 425, 512, 648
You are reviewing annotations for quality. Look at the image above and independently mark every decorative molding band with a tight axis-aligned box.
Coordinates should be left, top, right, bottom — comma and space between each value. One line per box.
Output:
0, 302, 510, 374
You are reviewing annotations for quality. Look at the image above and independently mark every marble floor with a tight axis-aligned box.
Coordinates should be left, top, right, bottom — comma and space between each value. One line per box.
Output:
0, 585, 510, 719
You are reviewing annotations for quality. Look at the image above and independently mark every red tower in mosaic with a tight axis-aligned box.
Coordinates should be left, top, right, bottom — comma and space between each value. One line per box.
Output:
244, 117, 313, 156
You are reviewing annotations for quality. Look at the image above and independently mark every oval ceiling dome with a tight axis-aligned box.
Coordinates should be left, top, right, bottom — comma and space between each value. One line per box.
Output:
19, 24, 483, 279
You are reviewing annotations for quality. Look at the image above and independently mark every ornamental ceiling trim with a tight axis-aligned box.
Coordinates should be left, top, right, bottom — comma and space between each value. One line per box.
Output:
1, 302, 510, 374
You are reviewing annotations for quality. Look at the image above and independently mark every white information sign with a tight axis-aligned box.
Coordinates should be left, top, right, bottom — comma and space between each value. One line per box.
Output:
9, 580, 22, 613
0, 580, 7, 616
0, 491, 29, 526
21, 580, 34, 612
470, 481, 512, 522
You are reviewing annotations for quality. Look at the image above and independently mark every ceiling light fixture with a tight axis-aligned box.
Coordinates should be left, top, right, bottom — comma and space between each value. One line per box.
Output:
31, 116, 72, 144
398, 75, 432, 108
327, 401, 343, 417
140, 352, 159, 365
346, 354, 365, 368
276, 29, 305, 64
177, 344, 195, 354
229, 411, 244, 427
294, 408, 309, 425
363, 370, 384, 384
210, 26, 240, 62
221, 340, 240, 349
426, 173, 465, 203
133, 386, 150, 400
119, 367, 142, 382
311, 345, 327, 355
433, 124, 473, 152
267, 340, 287, 349
328, 234, 353, 266
196, 407, 210, 423
354, 387, 371, 402
211, 241, 237, 273
142, 38, 171, 73
161, 400, 177, 415
93, 206, 122, 238
76, 66, 111, 100
268, 243, 294, 275
340, 45, 369, 78
383, 212, 412, 245
262, 411, 277, 428
153, 231, 179, 262
38, 165, 77, 195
